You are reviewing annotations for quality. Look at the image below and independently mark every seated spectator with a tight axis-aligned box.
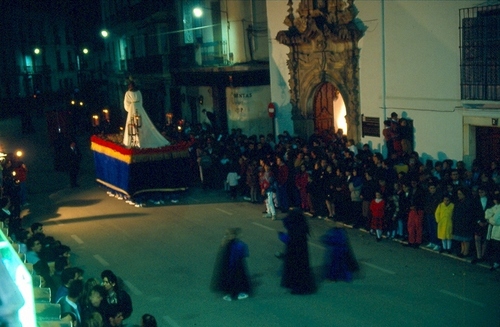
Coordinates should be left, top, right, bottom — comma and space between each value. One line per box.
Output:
81, 284, 108, 324
30, 222, 43, 235
33, 260, 58, 299
54, 244, 72, 273
83, 311, 104, 327
55, 267, 85, 303
39, 236, 62, 263
103, 304, 124, 327
12, 228, 30, 254
0, 197, 11, 221
25, 234, 44, 264
101, 270, 133, 320
58, 279, 84, 327
141, 314, 157, 327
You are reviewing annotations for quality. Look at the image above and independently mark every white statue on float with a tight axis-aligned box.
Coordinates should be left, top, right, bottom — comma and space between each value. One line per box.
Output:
122, 81, 170, 148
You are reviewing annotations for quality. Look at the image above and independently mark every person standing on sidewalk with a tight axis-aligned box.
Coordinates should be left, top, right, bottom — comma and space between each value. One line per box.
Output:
67, 141, 82, 188
260, 163, 277, 220
423, 183, 442, 251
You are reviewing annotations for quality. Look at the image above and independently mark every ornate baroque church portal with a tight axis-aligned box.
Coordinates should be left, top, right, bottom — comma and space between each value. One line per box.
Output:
276, 0, 365, 141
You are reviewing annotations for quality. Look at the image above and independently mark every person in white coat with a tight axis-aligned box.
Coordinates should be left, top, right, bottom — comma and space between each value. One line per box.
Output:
485, 194, 500, 271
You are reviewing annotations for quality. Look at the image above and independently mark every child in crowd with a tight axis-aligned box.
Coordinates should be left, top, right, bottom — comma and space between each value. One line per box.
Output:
385, 184, 399, 239
226, 166, 241, 200
369, 191, 385, 242
435, 195, 454, 254
407, 203, 424, 248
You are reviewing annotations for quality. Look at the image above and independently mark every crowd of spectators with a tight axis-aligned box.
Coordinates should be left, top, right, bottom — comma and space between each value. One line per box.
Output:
171, 119, 500, 271
1, 115, 498, 325
0, 220, 157, 327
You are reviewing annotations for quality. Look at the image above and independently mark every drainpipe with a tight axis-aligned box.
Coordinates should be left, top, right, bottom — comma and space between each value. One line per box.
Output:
381, 0, 387, 119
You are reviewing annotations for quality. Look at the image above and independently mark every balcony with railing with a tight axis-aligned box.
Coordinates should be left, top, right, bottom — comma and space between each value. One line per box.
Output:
200, 40, 228, 66
169, 40, 229, 70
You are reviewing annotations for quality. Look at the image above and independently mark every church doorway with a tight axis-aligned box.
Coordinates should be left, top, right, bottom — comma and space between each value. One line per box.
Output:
313, 83, 347, 135
476, 126, 500, 170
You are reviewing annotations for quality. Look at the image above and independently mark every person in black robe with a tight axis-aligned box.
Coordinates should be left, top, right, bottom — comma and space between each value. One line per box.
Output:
67, 140, 82, 188
202, 109, 218, 134
280, 210, 316, 294
211, 228, 251, 301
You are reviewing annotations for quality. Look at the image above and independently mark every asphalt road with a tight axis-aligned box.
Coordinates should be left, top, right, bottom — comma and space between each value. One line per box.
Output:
2, 117, 499, 327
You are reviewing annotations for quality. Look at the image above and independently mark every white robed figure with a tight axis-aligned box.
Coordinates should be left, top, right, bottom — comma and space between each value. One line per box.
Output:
123, 81, 170, 148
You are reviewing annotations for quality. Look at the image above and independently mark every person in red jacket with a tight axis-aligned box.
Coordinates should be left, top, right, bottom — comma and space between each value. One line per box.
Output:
13, 161, 28, 206
295, 164, 310, 212
369, 191, 386, 242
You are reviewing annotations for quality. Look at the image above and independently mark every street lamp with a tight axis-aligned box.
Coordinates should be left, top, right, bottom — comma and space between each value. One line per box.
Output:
191, 5, 231, 64
100, 30, 109, 38
193, 7, 203, 18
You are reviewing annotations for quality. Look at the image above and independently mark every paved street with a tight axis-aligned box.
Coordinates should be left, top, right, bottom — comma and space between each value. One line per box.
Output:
1, 117, 499, 327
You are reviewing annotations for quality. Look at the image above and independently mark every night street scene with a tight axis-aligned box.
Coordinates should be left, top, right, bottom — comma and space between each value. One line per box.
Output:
0, 1, 499, 326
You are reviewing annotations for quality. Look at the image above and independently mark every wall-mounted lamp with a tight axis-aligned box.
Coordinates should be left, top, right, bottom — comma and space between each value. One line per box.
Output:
199, 95, 204, 105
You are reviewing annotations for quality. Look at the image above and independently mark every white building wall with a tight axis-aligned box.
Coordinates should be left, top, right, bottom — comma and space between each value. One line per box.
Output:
357, 0, 472, 163
226, 85, 272, 136
267, 1, 295, 136
267, 0, 498, 166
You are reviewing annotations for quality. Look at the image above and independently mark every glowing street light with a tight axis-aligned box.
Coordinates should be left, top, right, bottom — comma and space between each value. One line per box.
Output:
82, 48, 89, 54
101, 30, 109, 38
34, 48, 41, 54
193, 7, 203, 18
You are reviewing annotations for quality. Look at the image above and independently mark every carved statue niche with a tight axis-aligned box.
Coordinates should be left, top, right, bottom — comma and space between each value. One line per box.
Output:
276, 0, 365, 142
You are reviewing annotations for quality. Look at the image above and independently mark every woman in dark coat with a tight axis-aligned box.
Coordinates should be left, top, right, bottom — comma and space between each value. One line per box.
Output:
452, 187, 475, 257
211, 228, 251, 301
280, 210, 316, 294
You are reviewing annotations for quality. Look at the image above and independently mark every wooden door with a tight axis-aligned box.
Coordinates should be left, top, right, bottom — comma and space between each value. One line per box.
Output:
476, 126, 500, 170
313, 83, 337, 132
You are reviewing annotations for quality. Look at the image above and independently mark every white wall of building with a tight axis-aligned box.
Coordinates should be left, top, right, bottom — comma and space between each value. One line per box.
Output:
226, 85, 272, 136
267, 1, 295, 137
357, 0, 473, 163
267, 0, 498, 165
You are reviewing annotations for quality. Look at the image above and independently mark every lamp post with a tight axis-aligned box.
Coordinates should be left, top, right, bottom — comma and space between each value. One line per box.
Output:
33, 48, 41, 74
192, 5, 230, 64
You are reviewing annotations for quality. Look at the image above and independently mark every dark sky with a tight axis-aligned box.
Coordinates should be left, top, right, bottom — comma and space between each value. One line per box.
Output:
6, 0, 102, 44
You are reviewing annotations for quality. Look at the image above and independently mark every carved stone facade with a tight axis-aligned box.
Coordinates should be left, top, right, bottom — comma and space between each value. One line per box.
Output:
276, 0, 365, 141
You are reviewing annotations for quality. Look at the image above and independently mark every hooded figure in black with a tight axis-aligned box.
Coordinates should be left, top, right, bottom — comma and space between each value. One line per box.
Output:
280, 210, 316, 294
